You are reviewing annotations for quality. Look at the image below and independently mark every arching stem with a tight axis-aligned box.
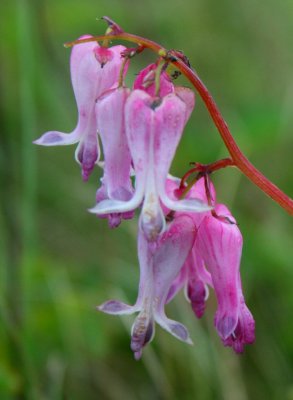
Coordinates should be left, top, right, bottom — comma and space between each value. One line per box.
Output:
65, 31, 293, 215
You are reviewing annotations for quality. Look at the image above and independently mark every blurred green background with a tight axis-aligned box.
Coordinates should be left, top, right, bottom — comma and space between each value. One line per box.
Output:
1, 0, 293, 399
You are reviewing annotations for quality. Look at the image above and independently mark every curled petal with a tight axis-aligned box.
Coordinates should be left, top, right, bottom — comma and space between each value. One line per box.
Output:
33, 130, 81, 146
222, 298, 255, 353
89, 192, 142, 215
134, 63, 174, 97
156, 316, 193, 344
97, 300, 136, 315
161, 195, 212, 214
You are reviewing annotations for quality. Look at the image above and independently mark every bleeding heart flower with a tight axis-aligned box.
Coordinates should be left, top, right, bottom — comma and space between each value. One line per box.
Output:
90, 89, 211, 240
97, 214, 196, 359
95, 86, 134, 227
196, 203, 255, 352
34, 36, 127, 181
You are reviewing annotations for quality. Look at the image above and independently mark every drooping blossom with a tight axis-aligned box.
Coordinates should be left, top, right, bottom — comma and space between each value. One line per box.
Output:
34, 36, 127, 180
33, 28, 257, 358
166, 177, 213, 318
95, 87, 134, 227
196, 203, 255, 353
97, 215, 196, 359
90, 88, 211, 240
164, 177, 255, 352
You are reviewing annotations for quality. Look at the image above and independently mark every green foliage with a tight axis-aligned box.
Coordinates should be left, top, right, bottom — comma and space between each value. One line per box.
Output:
0, 0, 292, 398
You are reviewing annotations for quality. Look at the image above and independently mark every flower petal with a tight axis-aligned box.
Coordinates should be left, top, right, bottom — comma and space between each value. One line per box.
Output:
131, 313, 155, 360
152, 95, 212, 213
97, 300, 136, 315
152, 215, 196, 341
33, 130, 81, 146
166, 262, 188, 303
96, 87, 133, 200
35, 38, 128, 181
89, 196, 141, 214
222, 297, 255, 353
196, 204, 242, 339
175, 86, 195, 122
133, 63, 174, 97
156, 317, 193, 344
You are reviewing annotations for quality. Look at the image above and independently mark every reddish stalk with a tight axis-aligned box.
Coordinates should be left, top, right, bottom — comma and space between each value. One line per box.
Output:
170, 55, 293, 215
65, 30, 293, 215
180, 158, 235, 189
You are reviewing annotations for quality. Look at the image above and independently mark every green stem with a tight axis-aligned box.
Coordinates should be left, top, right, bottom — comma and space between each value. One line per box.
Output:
154, 61, 166, 97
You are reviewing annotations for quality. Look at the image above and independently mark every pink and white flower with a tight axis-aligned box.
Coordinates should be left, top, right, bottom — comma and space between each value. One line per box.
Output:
166, 177, 255, 352
95, 87, 134, 227
34, 36, 127, 181
196, 203, 255, 353
97, 215, 196, 359
90, 89, 211, 240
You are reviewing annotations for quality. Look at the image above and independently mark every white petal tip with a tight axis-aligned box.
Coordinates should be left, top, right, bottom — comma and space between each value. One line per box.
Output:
89, 198, 136, 214
162, 194, 213, 214
33, 131, 80, 146
173, 199, 213, 213
97, 300, 134, 315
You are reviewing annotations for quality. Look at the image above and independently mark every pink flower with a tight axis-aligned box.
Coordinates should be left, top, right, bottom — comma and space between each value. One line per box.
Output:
34, 36, 127, 181
95, 87, 134, 227
165, 177, 255, 352
166, 177, 213, 318
196, 203, 255, 353
97, 215, 196, 359
90, 89, 211, 240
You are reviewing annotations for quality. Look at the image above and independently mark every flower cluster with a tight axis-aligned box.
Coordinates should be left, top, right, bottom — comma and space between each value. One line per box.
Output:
35, 35, 255, 359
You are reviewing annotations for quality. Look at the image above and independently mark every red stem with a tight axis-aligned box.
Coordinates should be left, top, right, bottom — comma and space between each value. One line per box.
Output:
65, 32, 293, 215
180, 158, 234, 189
170, 56, 293, 215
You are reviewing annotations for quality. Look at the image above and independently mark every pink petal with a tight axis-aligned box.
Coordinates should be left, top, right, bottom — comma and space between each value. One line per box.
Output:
97, 300, 135, 315
134, 63, 174, 97
196, 204, 242, 339
35, 37, 128, 181
154, 96, 211, 213
152, 215, 196, 343
89, 90, 151, 215
126, 90, 166, 240
166, 262, 188, 303
94, 87, 134, 223
222, 297, 255, 353
175, 86, 195, 122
